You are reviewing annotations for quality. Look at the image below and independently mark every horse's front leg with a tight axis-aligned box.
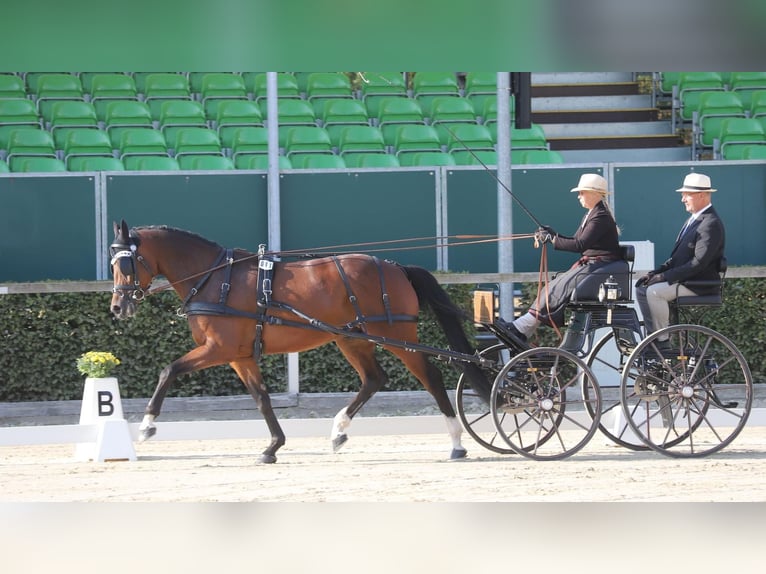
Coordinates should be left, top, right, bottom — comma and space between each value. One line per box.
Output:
139, 344, 227, 442
230, 358, 285, 464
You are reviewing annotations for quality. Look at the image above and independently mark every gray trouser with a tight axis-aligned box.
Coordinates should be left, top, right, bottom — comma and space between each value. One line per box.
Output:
635, 281, 695, 335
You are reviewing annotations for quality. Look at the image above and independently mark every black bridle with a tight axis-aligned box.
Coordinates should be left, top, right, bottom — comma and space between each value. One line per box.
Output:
109, 237, 154, 302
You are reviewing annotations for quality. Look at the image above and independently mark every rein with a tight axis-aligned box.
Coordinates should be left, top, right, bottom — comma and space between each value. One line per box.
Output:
122, 232, 538, 300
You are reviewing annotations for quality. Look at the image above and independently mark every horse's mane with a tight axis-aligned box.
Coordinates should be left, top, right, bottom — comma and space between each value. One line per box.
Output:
133, 225, 223, 251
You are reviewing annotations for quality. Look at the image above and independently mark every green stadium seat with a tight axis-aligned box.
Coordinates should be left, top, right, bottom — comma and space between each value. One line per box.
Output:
143, 73, 193, 120
173, 128, 223, 160
337, 125, 386, 157
392, 124, 442, 162
428, 96, 477, 145
252, 73, 301, 108
677, 72, 725, 123
305, 72, 353, 116
489, 122, 548, 149
376, 97, 425, 145
658, 72, 682, 95
0, 74, 27, 99
178, 154, 234, 170
693, 91, 746, 154
321, 98, 370, 147
517, 149, 564, 164
742, 144, 766, 160
411, 72, 460, 116
118, 129, 169, 161
125, 155, 180, 171
200, 73, 248, 119
270, 99, 317, 147
240, 72, 266, 96
231, 127, 269, 167
158, 100, 207, 145
188, 72, 217, 95
48, 100, 99, 148
401, 151, 456, 167
293, 153, 346, 169
0, 98, 42, 150
89, 74, 138, 120
749, 90, 766, 119
457, 149, 497, 166
62, 129, 114, 168
464, 72, 498, 113
716, 117, 766, 160
0, 158, 9, 172
215, 100, 263, 148
24, 72, 66, 94
445, 123, 495, 163
359, 72, 407, 117
235, 153, 292, 170
131, 72, 182, 94
729, 72, 766, 109
104, 100, 154, 146
284, 126, 332, 159
481, 96, 515, 127
33, 73, 85, 122
353, 152, 400, 168
68, 156, 125, 172
12, 156, 67, 172
6, 129, 57, 170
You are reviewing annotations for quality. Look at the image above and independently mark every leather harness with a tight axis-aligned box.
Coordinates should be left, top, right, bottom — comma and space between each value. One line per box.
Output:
180, 249, 418, 361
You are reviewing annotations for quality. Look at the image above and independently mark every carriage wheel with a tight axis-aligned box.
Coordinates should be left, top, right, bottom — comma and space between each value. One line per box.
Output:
620, 325, 753, 458
584, 330, 649, 451
490, 347, 601, 461
456, 343, 516, 454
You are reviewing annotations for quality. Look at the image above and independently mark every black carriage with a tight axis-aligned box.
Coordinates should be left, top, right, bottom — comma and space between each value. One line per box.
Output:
456, 244, 753, 460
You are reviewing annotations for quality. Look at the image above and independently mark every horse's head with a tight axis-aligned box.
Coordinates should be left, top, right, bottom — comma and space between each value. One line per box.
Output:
109, 220, 154, 319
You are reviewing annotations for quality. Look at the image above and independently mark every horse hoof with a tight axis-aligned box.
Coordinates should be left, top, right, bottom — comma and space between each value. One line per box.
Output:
450, 447, 468, 460
332, 434, 348, 452
138, 427, 157, 442
260, 454, 277, 464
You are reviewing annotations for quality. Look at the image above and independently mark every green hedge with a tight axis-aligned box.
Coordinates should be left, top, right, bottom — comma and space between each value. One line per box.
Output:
0, 283, 476, 402
1, 278, 762, 403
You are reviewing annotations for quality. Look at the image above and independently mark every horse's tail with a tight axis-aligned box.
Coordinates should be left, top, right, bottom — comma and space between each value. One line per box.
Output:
401, 265, 492, 402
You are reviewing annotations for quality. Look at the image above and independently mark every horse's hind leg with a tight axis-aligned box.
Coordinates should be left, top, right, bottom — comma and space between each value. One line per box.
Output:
331, 338, 389, 452
230, 358, 285, 464
389, 348, 467, 460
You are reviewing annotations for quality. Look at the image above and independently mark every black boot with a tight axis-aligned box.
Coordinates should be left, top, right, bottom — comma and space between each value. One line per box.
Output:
494, 318, 530, 351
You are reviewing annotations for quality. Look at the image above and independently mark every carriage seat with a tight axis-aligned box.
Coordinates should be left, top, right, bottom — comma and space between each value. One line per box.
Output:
568, 244, 635, 304
674, 257, 727, 308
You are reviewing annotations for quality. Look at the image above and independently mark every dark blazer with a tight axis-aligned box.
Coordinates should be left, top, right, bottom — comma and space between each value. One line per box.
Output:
553, 200, 621, 259
656, 205, 725, 293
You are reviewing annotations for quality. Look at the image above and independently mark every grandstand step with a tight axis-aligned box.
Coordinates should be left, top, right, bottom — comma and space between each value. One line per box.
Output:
547, 133, 684, 151
558, 146, 692, 163
532, 108, 661, 124
531, 94, 651, 112
531, 72, 634, 85
540, 120, 673, 138
531, 82, 640, 98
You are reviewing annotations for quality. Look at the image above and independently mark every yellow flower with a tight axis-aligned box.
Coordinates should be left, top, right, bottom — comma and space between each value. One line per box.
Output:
76, 351, 121, 378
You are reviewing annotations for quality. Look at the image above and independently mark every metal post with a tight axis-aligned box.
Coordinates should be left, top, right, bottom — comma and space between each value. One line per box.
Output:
496, 72, 514, 322
265, 73, 299, 392
266, 72, 281, 252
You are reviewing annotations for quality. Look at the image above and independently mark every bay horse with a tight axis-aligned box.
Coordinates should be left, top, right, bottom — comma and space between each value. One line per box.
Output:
109, 220, 490, 463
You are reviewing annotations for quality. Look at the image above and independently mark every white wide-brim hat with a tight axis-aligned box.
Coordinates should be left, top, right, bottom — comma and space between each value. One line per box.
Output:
570, 173, 609, 194
676, 172, 717, 192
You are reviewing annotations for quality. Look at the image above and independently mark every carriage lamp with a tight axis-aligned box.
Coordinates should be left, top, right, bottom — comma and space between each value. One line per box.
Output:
598, 275, 620, 303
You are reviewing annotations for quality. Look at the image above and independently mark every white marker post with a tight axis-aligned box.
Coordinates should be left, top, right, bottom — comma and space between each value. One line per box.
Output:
74, 377, 136, 462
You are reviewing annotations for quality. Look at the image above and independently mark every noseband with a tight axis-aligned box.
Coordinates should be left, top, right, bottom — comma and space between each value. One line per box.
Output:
110, 238, 153, 301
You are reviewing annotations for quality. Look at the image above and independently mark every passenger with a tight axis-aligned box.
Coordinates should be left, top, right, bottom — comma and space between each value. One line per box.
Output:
635, 172, 725, 349
497, 173, 629, 349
